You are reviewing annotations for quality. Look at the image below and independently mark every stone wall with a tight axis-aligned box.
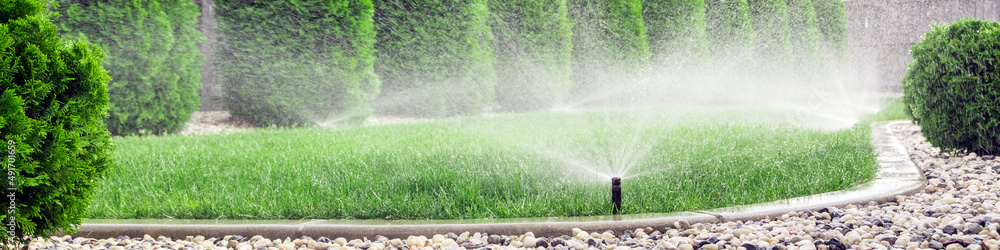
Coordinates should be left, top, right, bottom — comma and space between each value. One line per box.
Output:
846, 0, 1000, 92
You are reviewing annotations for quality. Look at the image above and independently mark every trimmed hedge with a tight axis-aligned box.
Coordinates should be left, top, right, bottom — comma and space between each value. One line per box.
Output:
215, 0, 379, 126
643, 0, 710, 70
747, 0, 793, 72
567, 0, 651, 104
57, 0, 204, 135
704, 0, 754, 64
786, 0, 822, 83
489, 0, 574, 112
1, 0, 114, 242
373, 0, 496, 117
902, 19, 1000, 155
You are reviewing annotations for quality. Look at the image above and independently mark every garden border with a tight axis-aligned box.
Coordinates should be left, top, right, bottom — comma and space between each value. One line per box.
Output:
64, 121, 925, 239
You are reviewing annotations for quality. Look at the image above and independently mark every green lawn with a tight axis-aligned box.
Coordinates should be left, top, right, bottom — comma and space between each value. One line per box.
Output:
88, 103, 901, 220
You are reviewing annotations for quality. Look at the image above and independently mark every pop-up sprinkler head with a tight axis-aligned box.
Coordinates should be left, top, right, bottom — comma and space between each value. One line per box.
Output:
612, 177, 622, 215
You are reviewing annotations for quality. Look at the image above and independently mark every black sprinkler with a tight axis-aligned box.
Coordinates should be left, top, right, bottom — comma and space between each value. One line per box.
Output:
611, 177, 622, 215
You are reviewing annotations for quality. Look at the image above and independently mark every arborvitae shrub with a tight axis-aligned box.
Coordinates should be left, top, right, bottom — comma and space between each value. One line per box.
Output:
489, 0, 573, 112
57, 0, 204, 135
704, 0, 754, 100
373, 0, 496, 117
1, 0, 114, 242
643, 0, 710, 71
746, 0, 793, 72
902, 19, 1000, 155
567, 0, 651, 105
704, 0, 754, 64
215, 0, 379, 126
812, 0, 850, 81
785, 0, 822, 86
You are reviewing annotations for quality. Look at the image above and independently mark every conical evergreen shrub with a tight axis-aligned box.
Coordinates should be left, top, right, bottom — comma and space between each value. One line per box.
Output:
643, 0, 710, 71
567, 0, 651, 105
747, 0, 793, 73
373, 0, 496, 117
215, 0, 379, 126
813, 0, 850, 84
786, 0, 823, 89
705, 0, 754, 64
489, 0, 574, 112
56, 0, 205, 135
1, 0, 114, 242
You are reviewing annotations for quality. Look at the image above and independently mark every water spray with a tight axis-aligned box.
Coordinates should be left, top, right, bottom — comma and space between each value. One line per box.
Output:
611, 177, 622, 215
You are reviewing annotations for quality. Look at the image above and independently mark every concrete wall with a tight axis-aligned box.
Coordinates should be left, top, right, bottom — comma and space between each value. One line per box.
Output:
846, 0, 1000, 92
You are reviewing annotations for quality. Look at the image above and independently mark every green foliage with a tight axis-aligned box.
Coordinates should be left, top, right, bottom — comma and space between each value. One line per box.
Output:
813, 0, 848, 56
1, 0, 114, 242
56, 0, 204, 136
902, 19, 1000, 155
215, 0, 379, 126
813, 0, 849, 80
747, 0, 793, 71
643, 0, 710, 70
704, 0, 754, 63
489, 0, 574, 112
373, 0, 496, 117
785, 0, 822, 82
567, 0, 651, 104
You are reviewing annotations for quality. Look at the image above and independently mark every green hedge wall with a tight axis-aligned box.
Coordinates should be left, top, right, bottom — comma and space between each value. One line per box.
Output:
373, 0, 496, 117
902, 19, 1000, 155
489, 0, 574, 112
643, 0, 710, 71
1, 0, 114, 242
704, 0, 754, 64
57, 0, 204, 135
215, 0, 379, 127
747, 0, 793, 72
786, 0, 822, 84
567, 0, 651, 104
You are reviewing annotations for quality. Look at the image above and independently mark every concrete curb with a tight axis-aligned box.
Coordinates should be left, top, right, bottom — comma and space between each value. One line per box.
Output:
68, 121, 926, 239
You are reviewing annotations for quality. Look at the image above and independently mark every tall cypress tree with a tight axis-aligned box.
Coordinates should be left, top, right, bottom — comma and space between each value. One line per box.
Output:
489, 0, 574, 112
373, 0, 496, 117
704, 0, 754, 65
747, 0, 793, 73
813, 0, 850, 85
643, 0, 710, 71
215, 0, 379, 126
57, 0, 204, 135
786, 0, 823, 87
567, 0, 651, 105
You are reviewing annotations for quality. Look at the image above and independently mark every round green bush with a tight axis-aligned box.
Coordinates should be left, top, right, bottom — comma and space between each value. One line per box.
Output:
56, 0, 205, 136
903, 18, 1000, 155
1, 0, 114, 242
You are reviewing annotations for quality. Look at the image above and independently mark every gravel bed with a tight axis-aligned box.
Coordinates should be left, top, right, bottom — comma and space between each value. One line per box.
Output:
20, 123, 1000, 250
